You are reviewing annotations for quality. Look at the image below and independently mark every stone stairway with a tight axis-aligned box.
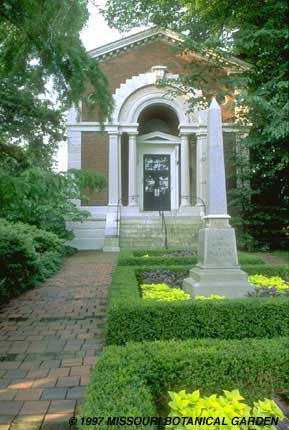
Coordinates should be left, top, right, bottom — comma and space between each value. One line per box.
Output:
66, 217, 106, 250
120, 215, 202, 249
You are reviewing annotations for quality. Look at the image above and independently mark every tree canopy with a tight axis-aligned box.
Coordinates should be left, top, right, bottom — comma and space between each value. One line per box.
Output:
102, 0, 289, 249
0, 0, 113, 165
0, 0, 111, 238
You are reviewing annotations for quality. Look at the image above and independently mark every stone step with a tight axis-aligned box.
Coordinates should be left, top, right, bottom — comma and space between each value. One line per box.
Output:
66, 220, 105, 250
121, 228, 199, 233
120, 218, 200, 249
121, 218, 202, 225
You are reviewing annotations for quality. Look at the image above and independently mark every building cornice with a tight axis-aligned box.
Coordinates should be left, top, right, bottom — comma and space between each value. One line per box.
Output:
88, 26, 250, 70
88, 27, 182, 61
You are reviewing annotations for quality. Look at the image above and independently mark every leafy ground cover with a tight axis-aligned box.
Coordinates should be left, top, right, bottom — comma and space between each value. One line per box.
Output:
141, 282, 190, 301
140, 269, 188, 288
166, 389, 287, 430
249, 275, 289, 297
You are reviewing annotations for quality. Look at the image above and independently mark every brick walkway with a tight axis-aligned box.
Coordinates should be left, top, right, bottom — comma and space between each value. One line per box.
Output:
0, 251, 117, 430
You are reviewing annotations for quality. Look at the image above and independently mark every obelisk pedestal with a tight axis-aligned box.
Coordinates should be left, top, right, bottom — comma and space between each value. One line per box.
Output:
183, 99, 253, 298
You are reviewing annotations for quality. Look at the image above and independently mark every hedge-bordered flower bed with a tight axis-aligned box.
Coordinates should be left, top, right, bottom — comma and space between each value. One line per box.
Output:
79, 337, 288, 430
105, 265, 289, 345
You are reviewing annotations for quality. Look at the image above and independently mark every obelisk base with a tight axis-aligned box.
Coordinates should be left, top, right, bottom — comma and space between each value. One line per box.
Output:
183, 223, 254, 298
183, 266, 253, 298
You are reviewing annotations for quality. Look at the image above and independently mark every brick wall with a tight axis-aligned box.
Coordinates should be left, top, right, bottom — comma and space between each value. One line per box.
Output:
82, 40, 234, 122
81, 131, 108, 205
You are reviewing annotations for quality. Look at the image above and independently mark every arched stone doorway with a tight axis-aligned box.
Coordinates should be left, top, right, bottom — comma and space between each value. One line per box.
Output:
114, 70, 204, 214
137, 104, 180, 211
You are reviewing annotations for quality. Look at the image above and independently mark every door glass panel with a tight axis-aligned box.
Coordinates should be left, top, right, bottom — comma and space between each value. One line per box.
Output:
143, 154, 170, 211
144, 156, 169, 172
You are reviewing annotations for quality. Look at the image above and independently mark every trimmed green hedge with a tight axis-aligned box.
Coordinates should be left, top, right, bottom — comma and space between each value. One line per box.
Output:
118, 250, 266, 267
80, 337, 288, 430
133, 248, 196, 257
118, 251, 197, 266
0, 219, 67, 303
105, 265, 289, 345
245, 264, 289, 278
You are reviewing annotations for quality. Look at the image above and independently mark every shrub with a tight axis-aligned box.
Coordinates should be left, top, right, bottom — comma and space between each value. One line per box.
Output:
244, 264, 289, 279
0, 166, 106, 239
238, 252, 266, 266
118, 251, 197, 266
0, 219, 65, 303
80, 337, 288, 430
166, 389, 284, 429
133, 249, 197, 257
141, 283, 190, 301
118, 250, 266, 267
106, 266, 289, 345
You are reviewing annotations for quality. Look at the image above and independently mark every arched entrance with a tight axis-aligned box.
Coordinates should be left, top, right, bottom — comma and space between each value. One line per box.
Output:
137, 104, 180, 211
114, 69, 205, 216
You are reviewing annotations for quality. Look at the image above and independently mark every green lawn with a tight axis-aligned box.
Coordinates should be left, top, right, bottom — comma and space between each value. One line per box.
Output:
271, 250, 289, 262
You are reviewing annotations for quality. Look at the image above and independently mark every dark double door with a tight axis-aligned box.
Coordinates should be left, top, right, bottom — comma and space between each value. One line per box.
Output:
143, 154, 171, 211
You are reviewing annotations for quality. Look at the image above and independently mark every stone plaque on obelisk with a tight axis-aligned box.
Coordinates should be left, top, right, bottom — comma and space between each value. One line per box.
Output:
183, 98, 253, 298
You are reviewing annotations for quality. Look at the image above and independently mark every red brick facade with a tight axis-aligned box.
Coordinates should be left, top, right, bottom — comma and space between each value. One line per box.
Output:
81, 132, 108, 205
82, 40, 233, 122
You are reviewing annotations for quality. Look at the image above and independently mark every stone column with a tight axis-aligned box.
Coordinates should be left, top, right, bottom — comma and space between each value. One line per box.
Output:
67, 128, 81, 208
104, 129, 120, 252
128, 132, 138, 206
118, 133, 122, 204
183, 98, 253, 298
67, 129, 81, 170
180, 134, 191, 207
108, 131, 120, 206
66, 104, 78, 124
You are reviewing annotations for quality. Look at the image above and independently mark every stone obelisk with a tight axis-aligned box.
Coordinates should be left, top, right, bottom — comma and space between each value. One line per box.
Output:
183, 98, 253, 298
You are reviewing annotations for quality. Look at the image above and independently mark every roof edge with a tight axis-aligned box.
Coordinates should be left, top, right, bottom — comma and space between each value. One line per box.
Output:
88, 26, 250, 70
88, 26, 182, 59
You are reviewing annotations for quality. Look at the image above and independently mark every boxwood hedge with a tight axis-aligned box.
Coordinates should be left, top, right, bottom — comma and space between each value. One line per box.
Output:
245, 264, 289, 278
80, 337, 288, 430
118, 250, 267, 267
105, 265, 289, 345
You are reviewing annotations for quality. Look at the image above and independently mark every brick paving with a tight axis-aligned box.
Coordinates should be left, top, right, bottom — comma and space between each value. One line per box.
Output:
0, 251, 117, 430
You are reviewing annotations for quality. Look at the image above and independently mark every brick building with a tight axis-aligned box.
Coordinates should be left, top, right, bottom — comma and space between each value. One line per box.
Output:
66, 27, 248, 251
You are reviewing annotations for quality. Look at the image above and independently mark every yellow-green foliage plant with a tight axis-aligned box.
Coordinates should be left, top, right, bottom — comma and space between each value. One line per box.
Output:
249, 275, 289, 293
195, 295, 226, 300
166, 389, 284, 430
141, 283, 190, 301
